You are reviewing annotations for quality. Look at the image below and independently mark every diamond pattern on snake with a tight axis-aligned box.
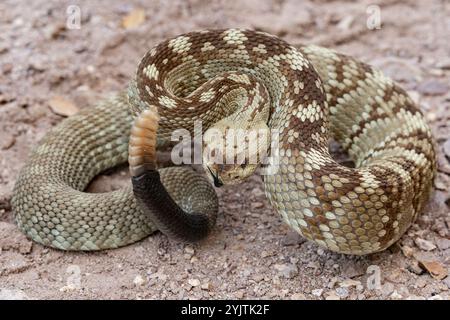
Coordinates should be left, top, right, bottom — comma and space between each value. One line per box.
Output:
12, 29, 436, 254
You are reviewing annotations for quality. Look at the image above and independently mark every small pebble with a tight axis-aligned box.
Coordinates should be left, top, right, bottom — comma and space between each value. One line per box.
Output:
390, 290, 402, 299
273, 263, 298, 279
406, 295, 426, 300
436, 238, 450, 251
414, 238, 436, 251
442, 139, 450, 159
291, 293, 306, 300
251, 202, 264, 210
201, 282, 211, 291
400, 245, 414, 257
0, 288, 29, 300
416, 80, 449, 96
339, 279, 361, 288
311, 289, 323, 297
133, 275, 146, 286
325, 291, 340, 300
442, 277, 450, 290
184, 246, 195, 255
341, 263, 366, 278
188, 278, 200, 287
1, 135, 15, 150
436, 58, 450, 70
381, 282, 395, 296
414, 278, 427, 289
335, 287, 349, 298
281, 231, 306, 246
407, 261, 424, 275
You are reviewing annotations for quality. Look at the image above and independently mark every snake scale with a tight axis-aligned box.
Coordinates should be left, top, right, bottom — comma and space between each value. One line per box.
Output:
12, 29, 435, 255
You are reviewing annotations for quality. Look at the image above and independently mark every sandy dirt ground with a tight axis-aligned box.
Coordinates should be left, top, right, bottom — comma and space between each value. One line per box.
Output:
0, 0, 449, 300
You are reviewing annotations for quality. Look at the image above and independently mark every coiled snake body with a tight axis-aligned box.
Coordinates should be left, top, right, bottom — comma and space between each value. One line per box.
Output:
12, 29, 435, 254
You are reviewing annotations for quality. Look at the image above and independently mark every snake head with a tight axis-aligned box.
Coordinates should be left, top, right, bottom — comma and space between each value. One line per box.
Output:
202, 121, 270, 186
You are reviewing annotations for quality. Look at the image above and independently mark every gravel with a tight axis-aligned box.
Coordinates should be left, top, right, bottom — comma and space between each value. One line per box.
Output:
414, 238, 437, 251
273, 264, 299, 279
0, 0, 449, 300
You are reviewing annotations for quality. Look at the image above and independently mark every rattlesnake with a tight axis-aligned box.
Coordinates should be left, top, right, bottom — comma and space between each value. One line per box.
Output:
12, 29, 435, 255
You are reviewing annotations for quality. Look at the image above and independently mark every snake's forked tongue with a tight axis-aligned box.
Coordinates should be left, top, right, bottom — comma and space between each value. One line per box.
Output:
129, 108, 216, 242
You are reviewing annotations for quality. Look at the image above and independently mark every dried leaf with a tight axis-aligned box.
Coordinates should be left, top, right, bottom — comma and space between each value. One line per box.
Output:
48, 96, 79, 116
121, 9, 145, 29
418, 260, 448, 280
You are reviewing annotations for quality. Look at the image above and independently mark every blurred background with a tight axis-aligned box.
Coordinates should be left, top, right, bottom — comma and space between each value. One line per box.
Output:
0, 0, 449, 300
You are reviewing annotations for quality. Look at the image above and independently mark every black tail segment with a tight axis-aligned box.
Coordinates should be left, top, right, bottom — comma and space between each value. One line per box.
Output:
132, 170, 212, 242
